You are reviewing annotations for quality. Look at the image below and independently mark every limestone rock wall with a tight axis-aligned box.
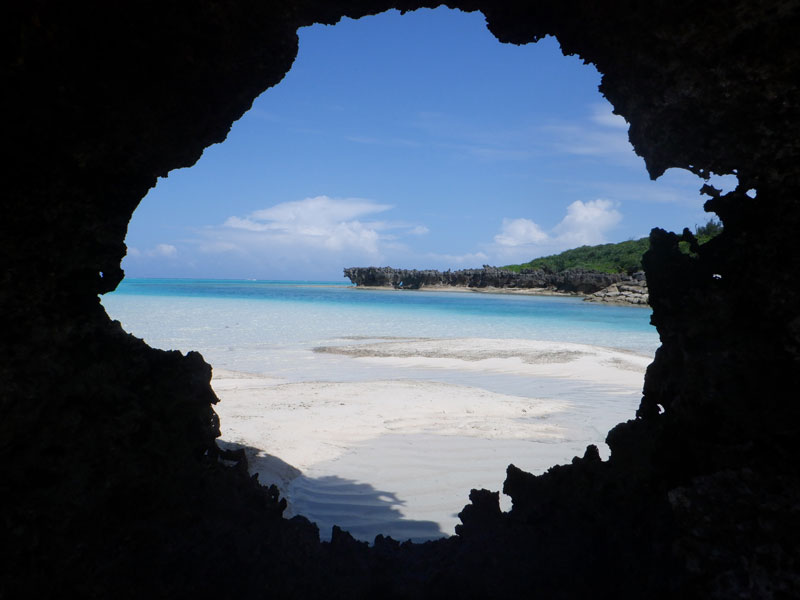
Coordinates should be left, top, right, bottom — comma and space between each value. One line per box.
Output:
585, 272, 649, 306
344, 265, 627, 293
4, 1, 800, 598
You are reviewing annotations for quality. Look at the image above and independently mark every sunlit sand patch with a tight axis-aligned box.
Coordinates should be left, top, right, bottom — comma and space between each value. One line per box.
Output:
212, 376, 568, 477
212, 373, 578, 542
314, 337, 650, 387
211, 336, 649, 542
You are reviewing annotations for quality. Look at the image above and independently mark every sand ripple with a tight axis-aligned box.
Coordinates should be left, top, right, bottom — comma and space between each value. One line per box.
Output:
212, 337, 650, 542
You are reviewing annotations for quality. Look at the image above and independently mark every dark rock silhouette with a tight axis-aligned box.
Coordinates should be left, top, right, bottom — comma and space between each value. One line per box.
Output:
4, 1, 799, 598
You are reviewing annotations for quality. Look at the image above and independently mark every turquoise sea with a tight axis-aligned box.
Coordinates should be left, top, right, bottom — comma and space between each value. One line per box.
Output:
102, 278, 660, 378
102, 278, 660, 542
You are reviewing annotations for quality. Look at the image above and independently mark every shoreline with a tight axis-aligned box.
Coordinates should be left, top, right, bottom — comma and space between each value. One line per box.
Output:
348, 284, 580, 297
343, 266, 649, 306
348, 283, 651, 306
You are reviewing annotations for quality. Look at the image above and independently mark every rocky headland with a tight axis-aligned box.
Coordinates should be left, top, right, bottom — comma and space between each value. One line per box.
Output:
344, 266, 650, 305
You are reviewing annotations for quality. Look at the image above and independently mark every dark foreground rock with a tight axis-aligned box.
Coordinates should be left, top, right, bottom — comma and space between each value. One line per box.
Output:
5, 2, 800, 599
344, 265, 628, 294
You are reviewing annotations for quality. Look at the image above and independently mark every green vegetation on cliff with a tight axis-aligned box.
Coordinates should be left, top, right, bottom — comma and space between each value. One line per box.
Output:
502, 219, 722, 275
502, 238, 650, 274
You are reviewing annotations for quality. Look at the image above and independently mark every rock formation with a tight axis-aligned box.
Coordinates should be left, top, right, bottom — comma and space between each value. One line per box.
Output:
344, 265, 627, 293
5, 1, 799, 598
585, 271, 649, 306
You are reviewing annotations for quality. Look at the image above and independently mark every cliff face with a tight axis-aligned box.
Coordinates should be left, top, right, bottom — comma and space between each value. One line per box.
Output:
585, 272, 649, 306
5, 2, 800, 598
344, 265, 629, 293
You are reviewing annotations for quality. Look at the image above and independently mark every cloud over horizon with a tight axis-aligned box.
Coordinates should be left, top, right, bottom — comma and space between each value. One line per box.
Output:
485, 199, 622, 264
493, 218, 549, 247
123, 197, 625, 278
184, 196, 435, 277
221, 196, 394, 255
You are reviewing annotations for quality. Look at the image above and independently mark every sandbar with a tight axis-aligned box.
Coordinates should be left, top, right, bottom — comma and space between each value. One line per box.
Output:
211, 338, 650, 542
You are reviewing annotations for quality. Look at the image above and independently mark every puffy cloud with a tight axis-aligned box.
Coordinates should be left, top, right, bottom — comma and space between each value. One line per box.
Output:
552, 199, 622, 246
493, 218, 549, 247
484, 199, 622, 263
215, 196, 394, 256
191, 196, 432, 277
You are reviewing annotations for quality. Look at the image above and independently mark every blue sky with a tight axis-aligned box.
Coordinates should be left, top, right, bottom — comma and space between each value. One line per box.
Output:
123, 7, 731, 280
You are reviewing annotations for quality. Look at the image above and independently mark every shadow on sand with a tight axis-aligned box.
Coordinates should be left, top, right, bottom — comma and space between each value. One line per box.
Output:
218, 441, 445, 544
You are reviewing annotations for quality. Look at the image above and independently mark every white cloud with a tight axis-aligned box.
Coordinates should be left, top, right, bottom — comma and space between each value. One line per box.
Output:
250, 196, 392, 225
152, 243, 178, 258
222, 216, 269, 232
543, 101, 640, 166
547, 125, 636, 161
483, 199, 622, 264
214, 196, 393, 256
127, 243, 178, 259
494, 218, 549, 247
198, 241, 241, 253
552, 199, 622, 246
192, 196, 432, 277
221, 196, 394, 241
589, 102, 628, 129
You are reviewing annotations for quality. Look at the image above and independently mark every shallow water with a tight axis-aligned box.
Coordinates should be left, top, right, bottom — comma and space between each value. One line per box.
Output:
103, 279, 659, 379
102, 278, 660, 542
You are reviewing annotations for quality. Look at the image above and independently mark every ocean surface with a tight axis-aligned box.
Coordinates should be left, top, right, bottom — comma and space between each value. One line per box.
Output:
102, 278, 659, 378
102, 278, 661, 542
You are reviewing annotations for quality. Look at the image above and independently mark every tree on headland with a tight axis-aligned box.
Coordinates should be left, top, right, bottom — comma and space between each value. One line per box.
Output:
502, 218, 723, 275
695, 217, 723, 241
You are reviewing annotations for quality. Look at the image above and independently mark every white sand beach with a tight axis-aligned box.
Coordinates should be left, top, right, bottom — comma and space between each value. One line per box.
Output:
212, 337, 650, 543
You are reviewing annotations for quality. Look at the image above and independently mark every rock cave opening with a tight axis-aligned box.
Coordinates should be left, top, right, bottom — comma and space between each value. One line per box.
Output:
105, 6, 738, 545
7, 2, 799, 598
